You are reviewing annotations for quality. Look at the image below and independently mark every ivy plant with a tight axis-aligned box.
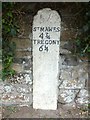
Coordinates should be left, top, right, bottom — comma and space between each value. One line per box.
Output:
75, 3, 90, 57
2, 3, 18, 80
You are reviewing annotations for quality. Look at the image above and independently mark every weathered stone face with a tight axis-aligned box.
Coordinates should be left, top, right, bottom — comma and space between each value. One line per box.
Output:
33, 8, 61, 110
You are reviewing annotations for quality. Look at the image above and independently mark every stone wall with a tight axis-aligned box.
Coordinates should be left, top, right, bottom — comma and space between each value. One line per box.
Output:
0, 40, 89, 107
58, 41, 88, 106
1, 3, 89, 108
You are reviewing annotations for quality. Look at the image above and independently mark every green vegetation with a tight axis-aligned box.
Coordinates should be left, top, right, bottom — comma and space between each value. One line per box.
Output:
75, 3, 90, 57
2, 3, 18, 80
75, 36, 90, 57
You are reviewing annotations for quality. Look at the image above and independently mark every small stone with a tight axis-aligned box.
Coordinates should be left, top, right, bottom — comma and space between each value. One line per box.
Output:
76, 89, 88, 104
24, 74, 32, 84
62, 54, 79, 66
58, 89, 78, 103
4, 85, 12, 93
60, 70, 71, 80
59, 78, 86, 89
23, 61, 26, 64
72, 70, 78, 79
24, 65, 30, 70
12, 63, 23, 73
29, 87, 32, 92
60, 48, 71, 54
61, 41, 74, 51
20, 76, 24, 79
58, 95, 65, 104
29, 33, 33, 40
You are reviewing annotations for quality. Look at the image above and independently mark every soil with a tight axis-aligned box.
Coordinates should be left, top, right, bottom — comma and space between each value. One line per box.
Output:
2, 103, 88, 118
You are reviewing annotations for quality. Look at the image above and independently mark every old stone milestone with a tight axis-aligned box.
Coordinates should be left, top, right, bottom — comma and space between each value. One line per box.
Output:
33, 8, 61, 110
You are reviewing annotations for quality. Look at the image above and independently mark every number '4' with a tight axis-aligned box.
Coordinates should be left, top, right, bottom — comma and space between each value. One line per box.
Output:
39, 33, 50, 39
39, 33, 43, 39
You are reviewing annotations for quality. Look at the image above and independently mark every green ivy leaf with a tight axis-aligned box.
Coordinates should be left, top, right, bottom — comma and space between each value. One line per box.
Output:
7, 11, 13, 18
10, 28, 17, 36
